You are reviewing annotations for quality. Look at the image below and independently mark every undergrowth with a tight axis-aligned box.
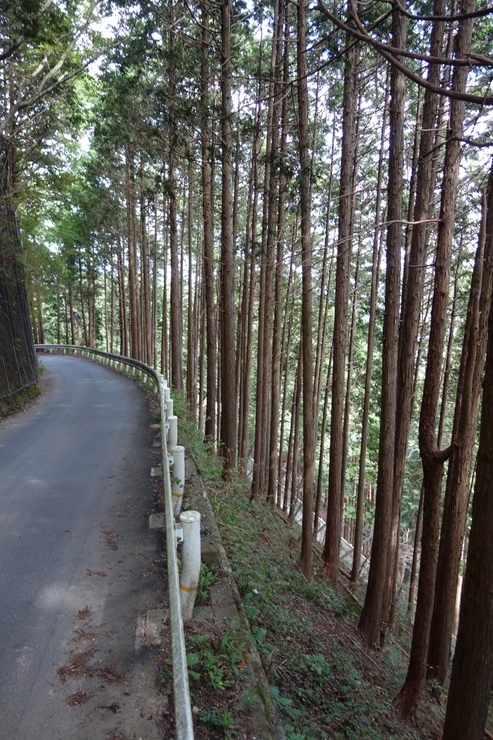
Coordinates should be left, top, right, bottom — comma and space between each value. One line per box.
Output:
167, 393, 446, 739
0, 380, 40, 420
208, 482, 441, 740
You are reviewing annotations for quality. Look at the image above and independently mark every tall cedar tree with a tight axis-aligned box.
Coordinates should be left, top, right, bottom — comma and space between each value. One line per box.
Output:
387, 0, 445, 625
395, 0, 475, 714
427, 182, 493, 686
358, 4, 405, 644
219, 0, 237, 472
323, 19, 358, 587
442, 158, 493, 740
297, 0, 315, 580
200, 0, 217, 443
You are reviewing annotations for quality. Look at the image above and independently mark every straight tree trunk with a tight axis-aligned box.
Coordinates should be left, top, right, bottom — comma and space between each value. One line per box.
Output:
395, 0, 475, 714
352, 90, 387, 582
56, 280, 61, 344
187, 155, 198, 419
219, 0, 237, 472
428, 167, 493, 686
386, 0, 445, 624
201, 0, 217, 442
359, 5, 405, 643
167, 2, 183, 390
151, 214, 158, 366
140, 163, 152, 365
161, 191, 169, 378
238, 96, 261, 464
313, 185, 333, 417
268, 5, 288, 504
117, 238, 128, 357
69, 283, 75, 346
442, 159, 493, 740
251, 3, 282, 498
314, 215, 335, 532
279, 259, 295, 508
288, 350, 302, 525
125, 147, 140, 361
169, 152, 183, 389
408, 483, 424, 611
323, 26, 358, 587
297, 0, 315, 580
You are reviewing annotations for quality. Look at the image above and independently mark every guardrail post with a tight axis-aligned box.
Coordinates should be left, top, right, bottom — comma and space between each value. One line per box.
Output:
166, 398, 174, 418
168, 415, 178, 449
171, 445, 185, 518
179, 510, 201, 622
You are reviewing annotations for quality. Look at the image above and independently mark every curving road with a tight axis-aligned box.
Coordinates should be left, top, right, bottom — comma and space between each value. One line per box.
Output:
0, 354, 165, 739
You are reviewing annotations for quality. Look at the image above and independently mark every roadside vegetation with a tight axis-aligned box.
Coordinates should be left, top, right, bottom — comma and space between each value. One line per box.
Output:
163, 395, 449, 740
0, 377, 41, 421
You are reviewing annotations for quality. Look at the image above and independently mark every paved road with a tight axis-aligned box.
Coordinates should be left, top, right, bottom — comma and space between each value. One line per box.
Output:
0, 354, 165, 739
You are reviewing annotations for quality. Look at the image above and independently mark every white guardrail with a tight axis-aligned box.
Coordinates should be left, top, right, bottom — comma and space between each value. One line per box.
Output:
35, 344, 195, 740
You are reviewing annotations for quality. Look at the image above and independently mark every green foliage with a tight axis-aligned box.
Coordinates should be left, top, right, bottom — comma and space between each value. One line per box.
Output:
198, 707, 236, 737
171, 390, 223, 482
184, 618, 251, 705
206, 477, 437, 739
197, 562, 218, 600
0, 381, 40, 420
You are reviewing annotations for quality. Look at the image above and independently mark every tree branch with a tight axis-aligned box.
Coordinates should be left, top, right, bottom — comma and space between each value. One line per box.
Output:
0, 0, 54, 61
386, 0, 493, 22
316, 0, 493, 105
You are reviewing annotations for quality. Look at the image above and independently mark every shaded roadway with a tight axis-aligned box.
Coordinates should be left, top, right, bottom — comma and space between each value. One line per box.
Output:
0, 354, 165, 739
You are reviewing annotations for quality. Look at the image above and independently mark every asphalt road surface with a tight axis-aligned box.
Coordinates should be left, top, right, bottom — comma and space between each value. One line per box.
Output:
0, 354, 165, 739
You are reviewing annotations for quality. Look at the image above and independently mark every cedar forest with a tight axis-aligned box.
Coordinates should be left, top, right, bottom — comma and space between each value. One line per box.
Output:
2, 0, 493, 736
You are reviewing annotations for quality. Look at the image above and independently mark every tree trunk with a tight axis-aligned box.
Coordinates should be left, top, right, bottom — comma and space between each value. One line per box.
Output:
238, 95, 261, 465
387, 0, 445, 625
219, 0, 237, 472
323, 25, 358, 587
359, 6, 405, 643
186, 154, 198, 419
251, 2, 282, 498
201, 0, 217, 442
169, 150, 183, 389
428, 163, 493, 687
442, 160, 493, 740
125, 147, 140, 361
408, 484, 424, 612
288, 350, 302, 525
140, 162, 152, 365
268, 4, 288, 504
395, 0, 475, 714
161, 191, 169, 378
297, 0, 315, 580
352, 78, 387, 581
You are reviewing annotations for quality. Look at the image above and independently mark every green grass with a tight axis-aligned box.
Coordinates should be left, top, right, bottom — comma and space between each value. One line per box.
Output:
163, 394, 443, 739
0, 381, 40, 420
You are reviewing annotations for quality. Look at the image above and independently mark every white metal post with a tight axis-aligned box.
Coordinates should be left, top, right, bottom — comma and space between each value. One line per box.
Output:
168, 415, 178, 449
171, 445, 185, 517
179, 510, 201, 622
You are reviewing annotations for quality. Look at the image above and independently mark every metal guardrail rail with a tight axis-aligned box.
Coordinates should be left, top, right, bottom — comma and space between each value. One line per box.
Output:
35, 344, 194, 740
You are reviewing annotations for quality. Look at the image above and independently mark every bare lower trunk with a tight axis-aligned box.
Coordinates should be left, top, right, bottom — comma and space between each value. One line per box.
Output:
396, 1, 474, 714
219, 0, 237, 472
324, 27, 358, 587
359, 6, 404, 643
428, 158, 493, 687
442, 166, 493, 737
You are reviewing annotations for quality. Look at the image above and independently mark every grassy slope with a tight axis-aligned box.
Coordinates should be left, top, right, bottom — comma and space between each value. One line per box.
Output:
173, 399, 446, 740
